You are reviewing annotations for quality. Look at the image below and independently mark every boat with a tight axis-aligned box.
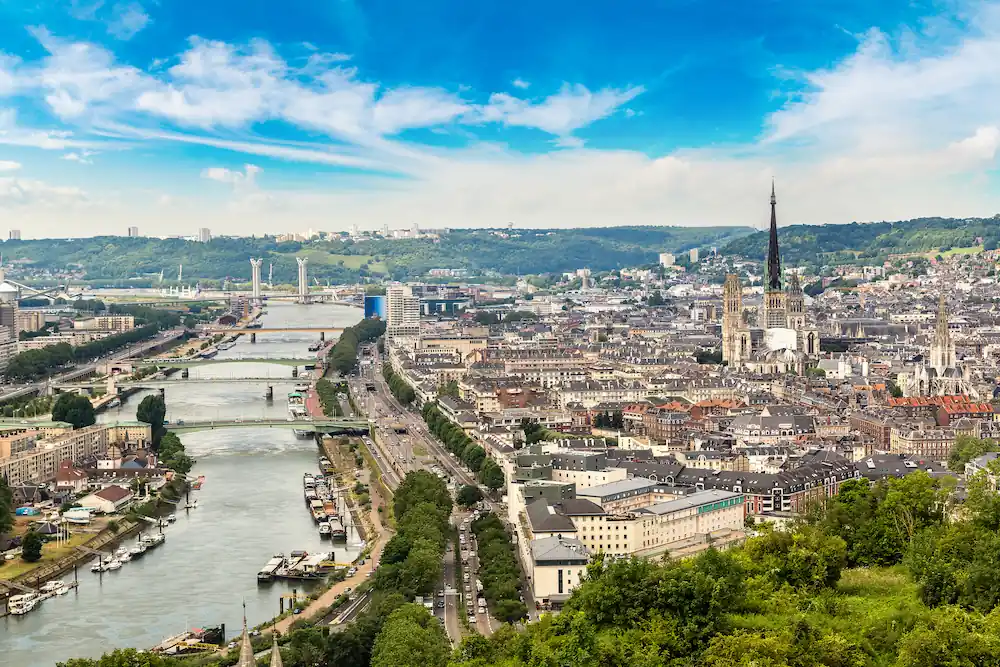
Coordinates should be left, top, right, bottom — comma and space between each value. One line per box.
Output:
63, 508, 92, 525
258, 554, 286, 583
142, 533, 166, 548
55, 582, 75, 595
184, 500, 198, 509
198, 349, 219, 359
40, 581, 64, 594
308, 342, 322, 352
293, 428, 311, 438
167, 513, 177, 522
107, 397, 121, 408
318, 521, 332, 538
91, 561, 104, 573
118, 551, 132, 563
8, 592, 40, 615
106, 559, 122, 571
330, 519, 347, 541
129, 542, 147, 558
152, 625, 227, 655
115, 546, 130, 559
191, 475, 205, 491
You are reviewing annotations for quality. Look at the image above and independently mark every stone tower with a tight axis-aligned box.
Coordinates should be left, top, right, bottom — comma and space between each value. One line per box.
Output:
930, 293, 955, 375
786, 271, 806, 330
722, 274, 749, 365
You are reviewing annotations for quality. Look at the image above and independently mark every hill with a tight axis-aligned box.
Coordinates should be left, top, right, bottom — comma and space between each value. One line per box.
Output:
722, 216, 1000, 268
0, 226, 753, 284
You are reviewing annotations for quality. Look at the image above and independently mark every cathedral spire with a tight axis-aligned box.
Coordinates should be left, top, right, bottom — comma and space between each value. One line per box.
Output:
766, 180, 782, 291
237, 601, 255, 667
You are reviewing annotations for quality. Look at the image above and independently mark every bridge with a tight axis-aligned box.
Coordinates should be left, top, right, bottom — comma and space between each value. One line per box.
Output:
164, 418, 370, 434
132, 356, 315, 368
53, 377, 306, 390
202, 327, 345, 334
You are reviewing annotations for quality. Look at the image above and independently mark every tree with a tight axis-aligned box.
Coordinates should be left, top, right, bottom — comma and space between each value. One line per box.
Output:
457, 484, 484, 508
136, 394, 166, 446
0, 476, 13, 536
948, 435, 997, 472
21, 531, 43, 562
51, 393, 97, 430
370, 604, 451, 667
56, 649, 179, 667
479, 460, 505, 492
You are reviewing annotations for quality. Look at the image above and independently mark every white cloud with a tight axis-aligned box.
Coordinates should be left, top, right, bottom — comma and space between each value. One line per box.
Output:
107, 2, 150, 40
0, 160, 21, 172
201, 163, 261, 188
61, 150, 96, 164
512, 78, 530, 89
0, 175, 87, 207
480, 83, 644, 142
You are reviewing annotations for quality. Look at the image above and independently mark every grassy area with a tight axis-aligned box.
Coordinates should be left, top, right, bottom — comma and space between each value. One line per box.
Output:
297, 250, 388, 273
358, 443, 396, 530
728, 566, 926, 650
0, 533, 93, 580
413, 443, 428, 457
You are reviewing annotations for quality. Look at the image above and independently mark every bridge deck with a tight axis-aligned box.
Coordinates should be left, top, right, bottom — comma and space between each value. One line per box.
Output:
164, 418, 369, 433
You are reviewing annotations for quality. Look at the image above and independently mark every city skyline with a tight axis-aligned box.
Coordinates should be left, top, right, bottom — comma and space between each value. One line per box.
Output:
1, 1, 1000, 236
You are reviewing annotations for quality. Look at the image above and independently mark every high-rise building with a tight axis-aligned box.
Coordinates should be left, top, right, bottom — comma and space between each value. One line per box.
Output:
386, 284, 420, 337
127, 226, 139, 237
198, 228, 212, 243
689, 248, 699, 263
658, 253, 674, 267
8, 230, 20, 241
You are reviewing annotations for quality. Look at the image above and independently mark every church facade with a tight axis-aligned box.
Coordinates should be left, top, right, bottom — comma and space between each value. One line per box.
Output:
899, 295, 977, 398
722, 185, 819, 371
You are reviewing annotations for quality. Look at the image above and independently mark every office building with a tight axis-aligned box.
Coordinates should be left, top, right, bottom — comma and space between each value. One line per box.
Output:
8, 230, 20, 241
127, 226, 139, 237
198, 228, 212, 243
386, 284, 420, 337
689, 248, 699, 263
365, 295, 387, 319
658, 253, 674, 267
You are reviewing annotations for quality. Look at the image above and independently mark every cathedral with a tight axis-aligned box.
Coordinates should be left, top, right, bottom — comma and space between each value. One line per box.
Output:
722, 184, 819, 372
899, 294, 977, 398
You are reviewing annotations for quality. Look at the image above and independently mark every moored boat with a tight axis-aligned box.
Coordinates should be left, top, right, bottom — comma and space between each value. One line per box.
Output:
8, 592, 40, 615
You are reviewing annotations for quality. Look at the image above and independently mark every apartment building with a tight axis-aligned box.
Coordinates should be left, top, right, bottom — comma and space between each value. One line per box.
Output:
0, 422, 152, 486
529, 536, 590, 606
889, 426, 957, 461
386, 284, 421, 338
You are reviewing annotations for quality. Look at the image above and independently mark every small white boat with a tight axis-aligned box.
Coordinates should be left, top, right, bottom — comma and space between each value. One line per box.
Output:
166, 513, 177, 522
115, 546, 129, 558
102, 555, 115, 566
40, 581, 64, 594
118, 551, 132, 563
8, 592, 39, 615
55, 583, 71, 595
91, 562, 104, 573
129, 543, 147, 558
106, 559, 122, 571
318, 521, 332, 538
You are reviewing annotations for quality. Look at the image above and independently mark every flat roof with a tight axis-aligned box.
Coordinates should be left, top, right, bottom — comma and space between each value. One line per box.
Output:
640, 489, 742, 516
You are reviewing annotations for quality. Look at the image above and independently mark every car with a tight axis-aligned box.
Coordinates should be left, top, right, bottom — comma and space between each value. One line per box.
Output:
348, 567, 357, 576
344, 587, 352, 594
437, 590, 445, 597
437, 600, 445, 608
465, 584, 471, 592
468, 615, 476, 624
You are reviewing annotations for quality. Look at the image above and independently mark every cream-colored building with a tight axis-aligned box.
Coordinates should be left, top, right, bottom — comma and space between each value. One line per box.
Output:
571, 489, 745, 558
530, 536, 590, 606
0, 422, 152, 486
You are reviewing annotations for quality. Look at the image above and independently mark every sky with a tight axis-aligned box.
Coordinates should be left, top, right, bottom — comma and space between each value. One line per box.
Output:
2, 0, 1000, 238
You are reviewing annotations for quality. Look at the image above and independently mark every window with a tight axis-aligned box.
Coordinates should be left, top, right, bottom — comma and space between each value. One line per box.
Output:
558, 569, 563, 594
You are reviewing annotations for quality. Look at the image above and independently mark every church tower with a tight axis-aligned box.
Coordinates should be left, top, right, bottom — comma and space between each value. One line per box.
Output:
786, 271, 806, 330
930, 293, 955, 375
722, 274, 748, 365
762, 182, 789, 329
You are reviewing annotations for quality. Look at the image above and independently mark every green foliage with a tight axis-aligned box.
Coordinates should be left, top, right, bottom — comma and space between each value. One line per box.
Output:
471, 513, 527, 623
56, 649, 181, 667
21, 530, 43, 562
315, 378, 347, 417
478, 459, 505, 492
646, 289, 666, 306
383, 363, 416, 405
456, 484, 484, 508
948, 435, 997, 472
0, 476, 12, 536
136, 394, 166, 446
157, 432, 194, 475
370, 604, 451, 667
695, 349, 724, 365
438, 380, 460, 399
51, 393, 97, 429
327, 318, 385, 375
742, 526, 847, 592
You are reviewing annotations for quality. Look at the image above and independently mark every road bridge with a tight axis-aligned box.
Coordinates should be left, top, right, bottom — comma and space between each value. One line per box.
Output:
132, 356, 314, 368
164, 418, 370, 434
202, 326, 345, 334
53, 377, 305, 390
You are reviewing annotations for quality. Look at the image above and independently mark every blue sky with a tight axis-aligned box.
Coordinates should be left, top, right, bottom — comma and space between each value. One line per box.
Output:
0, 0, 999, 237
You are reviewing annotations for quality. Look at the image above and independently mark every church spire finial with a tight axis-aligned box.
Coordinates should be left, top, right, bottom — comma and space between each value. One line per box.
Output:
766, 180, 782, 291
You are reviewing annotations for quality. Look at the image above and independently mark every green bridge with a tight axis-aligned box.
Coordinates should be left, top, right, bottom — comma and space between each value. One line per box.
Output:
133, 357, 315, 368
163, 418, 370, 434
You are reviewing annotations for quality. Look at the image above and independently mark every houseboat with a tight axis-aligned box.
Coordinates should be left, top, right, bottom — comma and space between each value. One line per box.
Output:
8, 592, 40, 615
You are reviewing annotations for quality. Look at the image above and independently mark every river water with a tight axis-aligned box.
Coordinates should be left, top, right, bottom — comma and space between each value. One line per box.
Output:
1, 302, 364, 666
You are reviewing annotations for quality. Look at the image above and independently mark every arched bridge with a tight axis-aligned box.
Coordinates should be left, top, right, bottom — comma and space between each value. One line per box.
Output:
164, 418, 370, 434
133, 357, 315, 368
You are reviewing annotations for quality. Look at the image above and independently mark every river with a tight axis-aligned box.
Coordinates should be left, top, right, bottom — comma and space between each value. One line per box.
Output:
1, 302, 364, 666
